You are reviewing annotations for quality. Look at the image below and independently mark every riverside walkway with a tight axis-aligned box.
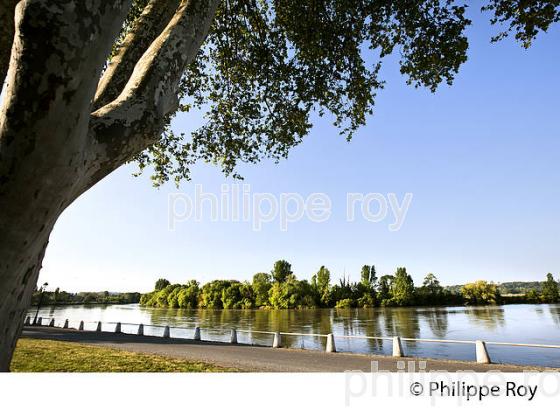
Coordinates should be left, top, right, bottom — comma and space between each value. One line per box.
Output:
21, 326, 547, 372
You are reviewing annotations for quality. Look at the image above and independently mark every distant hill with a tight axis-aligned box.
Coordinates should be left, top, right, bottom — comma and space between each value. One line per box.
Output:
496, 281, 544, 295
446, 281, 544, 295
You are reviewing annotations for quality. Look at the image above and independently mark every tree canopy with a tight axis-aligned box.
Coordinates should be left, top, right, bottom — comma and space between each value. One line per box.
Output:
271, 259, 293, 283
541, 273, 560, 303
461, 280, 501, 305
128, 0, 560, 186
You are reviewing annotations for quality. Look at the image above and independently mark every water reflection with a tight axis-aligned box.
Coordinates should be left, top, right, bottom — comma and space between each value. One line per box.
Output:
464, 306, 505, 330
419, 308, 449, 339
535, 306, 545, 318
331, 308, 386, 351
549, 305, 560, 327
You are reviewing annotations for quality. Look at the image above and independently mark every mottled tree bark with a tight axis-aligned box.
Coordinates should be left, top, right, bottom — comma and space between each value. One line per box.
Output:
93, 0, 181, 110
0, 0, 219, 370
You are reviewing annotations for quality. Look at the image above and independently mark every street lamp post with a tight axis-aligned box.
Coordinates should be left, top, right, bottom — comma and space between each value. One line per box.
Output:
32, 282, 48, 325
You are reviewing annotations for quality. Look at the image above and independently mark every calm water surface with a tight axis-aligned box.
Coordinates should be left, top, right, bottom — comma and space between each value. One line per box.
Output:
29, 303, 560, 368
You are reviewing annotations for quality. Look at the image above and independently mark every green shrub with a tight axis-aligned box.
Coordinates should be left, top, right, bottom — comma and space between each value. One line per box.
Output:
335, 298, 354, 308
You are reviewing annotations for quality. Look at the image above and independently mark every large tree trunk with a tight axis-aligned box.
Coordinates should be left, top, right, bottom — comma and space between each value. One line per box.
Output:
0, 219, 52, 371
0, 0, 218, 371
0, 0, 131, 371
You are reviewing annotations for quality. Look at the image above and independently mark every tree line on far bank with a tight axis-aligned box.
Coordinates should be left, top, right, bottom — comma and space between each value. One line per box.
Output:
139, 261, 560, 309
30, 289, 140, 306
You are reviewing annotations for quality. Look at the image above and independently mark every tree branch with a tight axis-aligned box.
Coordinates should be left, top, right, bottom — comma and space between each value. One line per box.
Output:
0, 0, 132, 206
84, 0, 219, 189
93, 0, 181, 110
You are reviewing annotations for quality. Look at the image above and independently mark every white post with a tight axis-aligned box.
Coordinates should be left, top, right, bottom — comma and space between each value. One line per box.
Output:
137, 324, 144, 336
163, 325, 170, 338
475, 340, 491, 364
63, 319, 69, 329
392, 336, 404, 357
193, 326, 201, 341
24, 316, 30, 326
326, 333, 336, 353
48, 318, 55, 327
96, 321, 102, 332
115, 322, 121, 333
272, 332, 282, 348
78, 321, 84, 331
230, 329, 238, 344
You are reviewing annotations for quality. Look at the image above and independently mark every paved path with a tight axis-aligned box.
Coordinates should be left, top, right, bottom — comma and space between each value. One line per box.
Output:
21, 326, 546, 372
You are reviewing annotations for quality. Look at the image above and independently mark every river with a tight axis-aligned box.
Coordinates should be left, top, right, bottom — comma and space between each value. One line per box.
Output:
28, 303, 560, 368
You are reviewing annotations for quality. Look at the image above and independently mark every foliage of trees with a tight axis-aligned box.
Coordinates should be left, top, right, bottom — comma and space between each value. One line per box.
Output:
38, 270, 558, 310
377, 275, 393, 303
457, 274, 560, 305
360, 265, 377, 289
416, 273, 445, 305
356, 265, 377, 307
31, 289, 140, 306
461, 281, 501, 305
269, 277, 315, 309
252, 273, 272, 307
140, 265, 560, 310
541, 273, 560, 303
177, 280, 200, 308
496, 281, 544, 295
389, 267, 416, 307
448, 281, 543, 295
154, 278, 171, 291
311, 266, 332, 307
271, 260, 293, 283
525, 289, 541, 304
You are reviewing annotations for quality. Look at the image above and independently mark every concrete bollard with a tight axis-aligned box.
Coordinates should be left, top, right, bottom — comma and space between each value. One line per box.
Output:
272, 332, 282, 348
163, 325, 170, 338
63, 319, 69, 329
392, 336, 405, 357
230, 329, 238, 344
475, 340, 491, 364
48, 318, 55, 327
24, 316, 30, 326
326, 333, 336, 353
96, 321, 102, 332
193, 326, 201, 341
115, 322, 121, 333
137, 324, 144, 336
78, 321, 84, 331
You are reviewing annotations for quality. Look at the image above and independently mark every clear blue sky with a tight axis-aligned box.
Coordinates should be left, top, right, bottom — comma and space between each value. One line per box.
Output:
40, 8, 560, 292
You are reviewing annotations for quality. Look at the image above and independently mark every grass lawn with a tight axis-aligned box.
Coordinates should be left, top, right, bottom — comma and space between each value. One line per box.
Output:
11, 338, 236, 372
